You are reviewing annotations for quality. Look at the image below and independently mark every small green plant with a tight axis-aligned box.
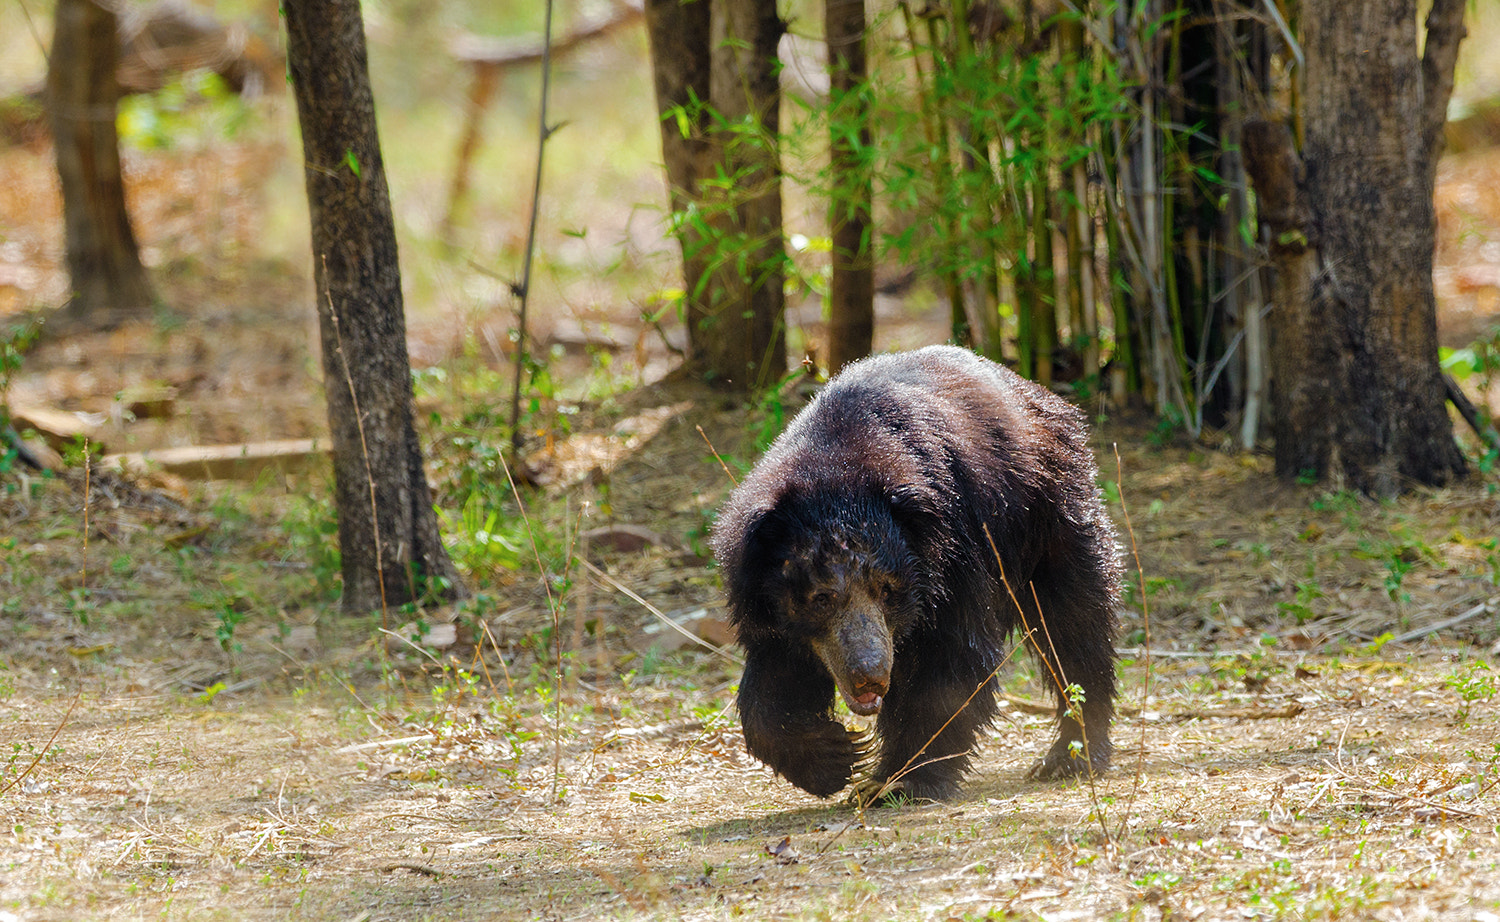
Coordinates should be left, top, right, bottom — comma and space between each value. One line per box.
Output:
1381, 550, 1416, 603
1310, 489, 1362, 514
749, 368, 807, 454
1145, 406, 1186, 448
0, 318, 40, 396
214, 602, 248, 653
1, 319, 42, 482
282, 496, 341, 602
1278, 556, 1324, 623
1447, 660, 1497, 724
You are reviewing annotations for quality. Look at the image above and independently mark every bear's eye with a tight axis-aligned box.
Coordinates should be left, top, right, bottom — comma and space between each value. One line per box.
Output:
880, 582, 899, 603
808, 590, 834, 610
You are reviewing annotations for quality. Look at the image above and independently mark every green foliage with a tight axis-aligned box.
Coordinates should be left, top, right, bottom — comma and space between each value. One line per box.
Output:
0, 318, 39, 398
1442, 326, 1500, 478
749, 369, 804, 454
282, 495, 342, 602
0, 317, 41, 481
661, 90, 793, 346
1447, 660, 1497, 724
1277, 557, 1324, 624
118, 72, 255, 151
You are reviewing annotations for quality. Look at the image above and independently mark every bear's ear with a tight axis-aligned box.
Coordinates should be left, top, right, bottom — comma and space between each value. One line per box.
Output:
737, 506, 785, 576
717, 504, 787, 607
886, 484, 947, 554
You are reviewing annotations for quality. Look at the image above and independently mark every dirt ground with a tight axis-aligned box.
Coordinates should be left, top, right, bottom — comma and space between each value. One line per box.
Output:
3, 451, 1500, 921
5, 62, 1500, 922
4, 376, 1500, 921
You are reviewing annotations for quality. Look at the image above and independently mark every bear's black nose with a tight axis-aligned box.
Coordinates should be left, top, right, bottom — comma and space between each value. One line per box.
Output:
851, 670, 890, 700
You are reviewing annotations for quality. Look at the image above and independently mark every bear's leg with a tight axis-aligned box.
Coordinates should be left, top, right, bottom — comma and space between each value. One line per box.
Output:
738, 638, 872, 797
859, 648, 1000, 803
1022, 576, 1117, 780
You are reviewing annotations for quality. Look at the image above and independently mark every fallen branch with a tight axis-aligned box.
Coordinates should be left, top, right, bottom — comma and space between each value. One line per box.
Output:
1392, 600, 1495, 645
1445, 373, 1500, 453
1167, 703, 1304, 721
1003, 693, 1305, 722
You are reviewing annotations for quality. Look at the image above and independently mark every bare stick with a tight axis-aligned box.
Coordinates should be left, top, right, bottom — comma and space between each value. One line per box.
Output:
1111, 444, 1151, 841
853, 636, 1029, 809
697, 425, 738, 487
495, 449, 567, 801
1445, 374, 1500, 452
506, 0, 558, 464
480, 619, 515, 694
982, 525, 1110, 845
80, 439, 89, 610
0, 692, 81, 797
1392, 600, 1495, 645
578, 557, 741, 663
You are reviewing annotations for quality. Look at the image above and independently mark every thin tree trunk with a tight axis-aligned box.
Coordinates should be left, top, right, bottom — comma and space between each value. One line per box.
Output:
825, 0, 873, 373
48, 0, 155, 328
643, 0, 715, 367
706, 0, 787, 389
283, 0, 465, 613
899, 3, 968, 345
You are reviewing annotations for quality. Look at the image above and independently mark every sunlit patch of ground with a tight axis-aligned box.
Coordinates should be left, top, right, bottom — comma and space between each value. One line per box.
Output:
3, 649, 1499, 920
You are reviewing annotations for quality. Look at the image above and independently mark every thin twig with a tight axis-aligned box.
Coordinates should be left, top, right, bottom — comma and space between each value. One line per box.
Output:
81, 439, 89, 609
0, 692, 81, 797
1392, 600, 1495, 645
495, 450, 566, 801
577, 557, 741, 663
507, 0, 559, 464
1320, 759, 1486, 822
1110, 445, 1152, 841
853, 636, 1029, 810
696, 425, 738, 487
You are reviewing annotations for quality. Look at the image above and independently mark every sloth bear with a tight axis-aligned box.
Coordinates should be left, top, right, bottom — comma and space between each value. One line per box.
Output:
712, 346, 1121, 802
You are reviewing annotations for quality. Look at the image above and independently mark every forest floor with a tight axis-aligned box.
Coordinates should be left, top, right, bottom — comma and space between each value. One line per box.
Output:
3, 381, 1500, 922
6, 61, 1500, 922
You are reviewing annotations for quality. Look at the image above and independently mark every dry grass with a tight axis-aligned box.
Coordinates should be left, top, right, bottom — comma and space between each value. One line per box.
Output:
3, 639, 1499, 920
3, 388, 1500, 919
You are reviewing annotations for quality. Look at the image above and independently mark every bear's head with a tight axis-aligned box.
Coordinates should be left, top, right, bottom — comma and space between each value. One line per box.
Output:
727, 486, 937, 717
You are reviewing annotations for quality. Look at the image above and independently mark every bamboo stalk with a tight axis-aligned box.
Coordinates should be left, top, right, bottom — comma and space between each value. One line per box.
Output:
902, 4, 969, 343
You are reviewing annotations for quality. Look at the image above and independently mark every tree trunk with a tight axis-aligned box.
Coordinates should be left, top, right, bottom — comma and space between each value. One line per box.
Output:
643, 0, 715, 369
283, 0, 465, 614
824, 0, 873, 373
1246, 1, 1466, 496
705, 0, 787, 390
48, 0, 155, 328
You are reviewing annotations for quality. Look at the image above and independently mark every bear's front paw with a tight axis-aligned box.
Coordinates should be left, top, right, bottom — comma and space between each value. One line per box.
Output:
755, 722, 871, 798
848, 776, 916, 807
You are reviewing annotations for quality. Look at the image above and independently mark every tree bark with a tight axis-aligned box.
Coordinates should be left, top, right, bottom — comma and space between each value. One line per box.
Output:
48, 0, 155, 328
705, 0, 787, 390
1245, 1, 1466, 496
824, 0, 873, 374
643, 0, 715, 368
644, 0, 788, 390
283, 0, 464, 614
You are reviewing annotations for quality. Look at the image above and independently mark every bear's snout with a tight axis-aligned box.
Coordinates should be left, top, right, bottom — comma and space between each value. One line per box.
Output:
820, 605, 892, 717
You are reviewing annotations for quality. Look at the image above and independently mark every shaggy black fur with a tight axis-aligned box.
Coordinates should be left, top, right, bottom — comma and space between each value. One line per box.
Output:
712, 346, 1121, 802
